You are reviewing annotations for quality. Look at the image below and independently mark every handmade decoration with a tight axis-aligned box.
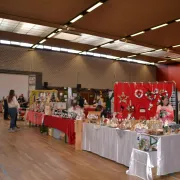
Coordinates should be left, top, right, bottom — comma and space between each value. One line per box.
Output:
148, 103, 153, 111
134, 89, 143, 98
118, 92, 129, 103
145, 90, 156, 101
159, 89, 168, 98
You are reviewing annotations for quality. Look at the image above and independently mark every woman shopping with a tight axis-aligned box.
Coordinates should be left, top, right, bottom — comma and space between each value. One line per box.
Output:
156, 96, 174, 122
7, 90, 20, 132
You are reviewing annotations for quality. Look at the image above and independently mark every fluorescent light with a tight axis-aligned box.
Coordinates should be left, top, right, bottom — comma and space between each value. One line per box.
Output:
87, 2, 103, 12
154, 49, 162, 52
68, 49, 81, 54
128, 55, 137, 58
36, 45, 43, 49
151, 23, 168, 30
114, 40, 120, 43
87, 52, 94, 56
172, 44, 180, 48
80, 52, 87, 55
20, 43, 32, 47
121, 58, 154, 65
47, 32, 56, 38
39, 39, 46, 44
11, 41, 20, 46
171, 57, 180, 61
32, 44, 38, 49
131, 31, 145, 37
89, 47, 97, 51
158, 60, 167, 63
141, 51, 152, 55
52, 47, 60, 51
175, 19, 180, 22
1, 40, 10, 44
70, 15, 83, 23
61, 48, 68, 52
100, 43, 110, 47
57, 28, 62, 32
44, 46, 52, 50
93, 53, 101, 57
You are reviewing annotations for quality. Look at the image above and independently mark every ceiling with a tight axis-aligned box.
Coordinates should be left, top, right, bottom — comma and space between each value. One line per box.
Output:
0, 0, 180, 65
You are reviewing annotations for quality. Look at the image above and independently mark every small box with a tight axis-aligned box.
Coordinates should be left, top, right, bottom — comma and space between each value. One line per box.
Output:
48, 128, 54, 136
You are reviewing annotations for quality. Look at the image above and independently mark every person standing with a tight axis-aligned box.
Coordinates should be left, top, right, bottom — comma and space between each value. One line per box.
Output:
7, 90, 20, 132
3, 97, 9, 120
156, 96, 174, 123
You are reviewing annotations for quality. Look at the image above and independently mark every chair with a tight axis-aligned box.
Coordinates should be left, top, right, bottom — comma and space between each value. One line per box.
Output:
127, 148, 156, 180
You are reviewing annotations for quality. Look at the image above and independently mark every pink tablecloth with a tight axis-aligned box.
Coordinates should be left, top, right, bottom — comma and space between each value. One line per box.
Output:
26, 111, 44, 125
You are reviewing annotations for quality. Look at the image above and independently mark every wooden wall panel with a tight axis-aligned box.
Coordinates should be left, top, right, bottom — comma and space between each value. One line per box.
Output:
0, 45, 156, 89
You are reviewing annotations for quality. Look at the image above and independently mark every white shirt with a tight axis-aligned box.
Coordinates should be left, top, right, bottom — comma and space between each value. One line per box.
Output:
8, 96, 20, 109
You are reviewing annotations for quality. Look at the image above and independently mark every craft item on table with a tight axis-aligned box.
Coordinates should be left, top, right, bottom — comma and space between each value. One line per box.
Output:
87, 114, 99, 120
134, 89, 143, 98
109, 122, 118, 128
103, 118, 109, 125
118, 119, 131, 130
118, 92, 129, 104
135, 122, 148, 133
111, 112, 118, 124
116, 111, 123, 119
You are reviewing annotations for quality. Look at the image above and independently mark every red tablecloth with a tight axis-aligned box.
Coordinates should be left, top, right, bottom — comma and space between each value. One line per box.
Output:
26, 111, 44, 125
43, 116, 75, 145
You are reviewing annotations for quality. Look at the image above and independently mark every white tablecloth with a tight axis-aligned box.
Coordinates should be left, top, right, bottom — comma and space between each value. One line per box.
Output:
82, 123, 180, 176
157, 134, 180, 175
82, 123, 137, 167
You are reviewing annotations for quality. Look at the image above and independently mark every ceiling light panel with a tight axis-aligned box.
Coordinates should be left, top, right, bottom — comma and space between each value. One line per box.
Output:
87, 2, 103, 12
54, 32, 81, 41
71, 33, 113, 46
102, 40, 154, 53
53, 32, 112, 46
144, 50, 180, 58
0, 18, 56, 37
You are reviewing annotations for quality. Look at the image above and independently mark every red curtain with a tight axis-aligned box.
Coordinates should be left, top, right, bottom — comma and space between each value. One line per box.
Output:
114, 82, 174, 120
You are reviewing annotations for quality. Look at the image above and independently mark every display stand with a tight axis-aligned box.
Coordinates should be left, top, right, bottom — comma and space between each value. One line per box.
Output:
114, 81, 177, 120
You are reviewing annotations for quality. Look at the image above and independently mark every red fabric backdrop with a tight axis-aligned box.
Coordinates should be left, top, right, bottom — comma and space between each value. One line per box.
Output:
114, 82, 174, 120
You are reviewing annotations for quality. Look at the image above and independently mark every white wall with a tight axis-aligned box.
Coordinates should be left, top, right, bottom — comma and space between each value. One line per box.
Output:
0, 73, 29, 100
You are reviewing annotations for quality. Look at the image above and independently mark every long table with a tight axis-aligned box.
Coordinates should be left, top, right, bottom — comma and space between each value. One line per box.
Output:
82, 123, 137, 167
26, 111, 44, 125
44, 115, 75, 145
82, 123, 180, 176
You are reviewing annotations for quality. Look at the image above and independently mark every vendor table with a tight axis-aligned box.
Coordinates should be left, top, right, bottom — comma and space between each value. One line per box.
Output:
43, 115, 75, 145
26, 111, 44, 125
82, 123, 180, 176
82, 123, 137, 167
157, 134, 180, 175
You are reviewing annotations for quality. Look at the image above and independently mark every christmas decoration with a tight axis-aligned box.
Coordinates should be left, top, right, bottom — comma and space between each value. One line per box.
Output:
118, 92, 129, 103
148, 103, 153, 111
159, 89, 168, 98
134, 89, 143, 98
145, 90, 156, 101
